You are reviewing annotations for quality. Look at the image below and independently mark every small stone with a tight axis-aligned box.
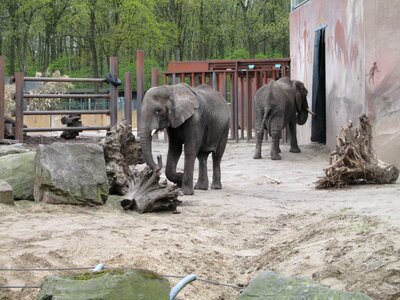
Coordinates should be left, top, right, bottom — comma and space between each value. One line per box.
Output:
0, 180, 14, 205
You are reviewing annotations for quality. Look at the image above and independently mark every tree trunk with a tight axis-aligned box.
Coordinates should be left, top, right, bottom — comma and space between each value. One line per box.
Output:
120, 167, 181, 214
316, 114, 399, 189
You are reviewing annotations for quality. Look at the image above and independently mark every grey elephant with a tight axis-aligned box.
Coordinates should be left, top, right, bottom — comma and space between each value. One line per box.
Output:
253, 77, 314, 160
140, 83, 230, 195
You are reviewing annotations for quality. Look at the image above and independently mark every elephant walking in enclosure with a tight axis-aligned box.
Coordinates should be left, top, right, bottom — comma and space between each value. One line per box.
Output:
140, 83, 230, 195
253, 77, 314, 160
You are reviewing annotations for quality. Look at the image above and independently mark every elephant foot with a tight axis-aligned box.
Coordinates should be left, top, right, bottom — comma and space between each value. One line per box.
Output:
289, 147, 301, 153
211, 182, 222, 189
181, 185, 194, 195
253, 153, 262, 159
270, 152, 282, 160
194, 181, 208, 190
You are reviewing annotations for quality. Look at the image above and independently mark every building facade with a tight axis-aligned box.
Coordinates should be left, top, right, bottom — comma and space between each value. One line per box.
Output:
290, 0, 400, 166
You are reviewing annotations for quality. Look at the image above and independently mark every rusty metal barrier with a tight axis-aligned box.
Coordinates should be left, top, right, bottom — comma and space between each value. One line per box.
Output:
12, 57, 128, 142
163, 58, 291, 142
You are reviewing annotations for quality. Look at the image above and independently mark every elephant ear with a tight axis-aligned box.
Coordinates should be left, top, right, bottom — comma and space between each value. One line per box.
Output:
169, 84, 200, 128
292, 80, 308, 112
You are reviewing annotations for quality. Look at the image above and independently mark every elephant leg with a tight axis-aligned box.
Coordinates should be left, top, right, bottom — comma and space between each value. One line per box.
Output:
270, 129, 282, 160
165, 142, 183, 187
181, 145, 197, 195
211, 136, 228, 189
288, 121, 301, 153
194, 152, 209, 190
253, 128, 264, 159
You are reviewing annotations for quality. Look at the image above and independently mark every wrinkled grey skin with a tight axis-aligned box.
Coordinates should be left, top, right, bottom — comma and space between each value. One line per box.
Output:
253, 77, 309, 160
140, 83, 230, 195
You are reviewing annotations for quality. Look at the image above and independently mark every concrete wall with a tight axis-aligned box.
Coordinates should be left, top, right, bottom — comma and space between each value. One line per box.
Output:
291, 0, 400, 167
290, 0, 366, 150
364, 0, 400, 167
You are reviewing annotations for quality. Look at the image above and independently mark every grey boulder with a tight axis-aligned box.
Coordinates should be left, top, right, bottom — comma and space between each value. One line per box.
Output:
0, 151, 36, 200
239, 271, 372, 299
0, 144, 28, 157
34, 143, 109, 205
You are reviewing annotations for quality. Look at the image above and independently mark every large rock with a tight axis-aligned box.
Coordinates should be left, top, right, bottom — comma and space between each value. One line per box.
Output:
34, 143, 109, 205
0, 152, 36, 200
239, 271, 372, 299
37, 268, 170, 300
0, 180, 14, 205
0, 144, 28, 157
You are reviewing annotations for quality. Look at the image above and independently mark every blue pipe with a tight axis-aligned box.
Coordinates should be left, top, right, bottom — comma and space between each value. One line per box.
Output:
169, 274, 197, 300
92, 263, 105, 272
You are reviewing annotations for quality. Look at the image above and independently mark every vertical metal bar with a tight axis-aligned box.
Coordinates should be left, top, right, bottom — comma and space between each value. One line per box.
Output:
233, 71, 239, 142
201, 72, 205, 84
191, 73, 195, 86
181, 73, 184, 84
163, 73, 167, 85
240, 76, 245, 139
15, 72, 24, 142
136, 50, 145, 134
247, 71, 253, 141
151, 68, 160, 141
124, 72, 132, 127
172, 73, 177, 84
264, 71, 268, 85
221, 72, 227, 100
212, 72, 217, 90
109, 56, 118, 127
0, 56, 5, 139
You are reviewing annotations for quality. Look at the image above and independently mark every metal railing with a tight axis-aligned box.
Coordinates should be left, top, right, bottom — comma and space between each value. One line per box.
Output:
163, 58, 291, 142
12, 57, 125, 142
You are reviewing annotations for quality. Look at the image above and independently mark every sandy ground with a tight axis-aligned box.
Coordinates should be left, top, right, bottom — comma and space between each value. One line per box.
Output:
1, 137, 400, 300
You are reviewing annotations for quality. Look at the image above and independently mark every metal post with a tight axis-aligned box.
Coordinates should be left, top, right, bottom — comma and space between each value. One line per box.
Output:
15, 72, 24, 142
0, 56, 5, 139
136, 50, 145, 135
151, 68, 160, 141
212, 72, 217, 90
239, 76, 245, 139
124, 72, 132, 126
246, 71, 253, 141
109, 57, 118, 127
172, 73, 177, 84
233, 71, 239, 142
191, 73, 195, 86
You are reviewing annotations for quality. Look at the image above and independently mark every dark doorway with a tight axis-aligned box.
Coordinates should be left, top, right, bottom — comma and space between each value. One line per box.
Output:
311, 27, 326, 143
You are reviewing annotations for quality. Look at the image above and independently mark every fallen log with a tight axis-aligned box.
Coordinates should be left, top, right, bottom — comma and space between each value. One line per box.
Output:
120, 156, 181, 213
316, 114, 399, 189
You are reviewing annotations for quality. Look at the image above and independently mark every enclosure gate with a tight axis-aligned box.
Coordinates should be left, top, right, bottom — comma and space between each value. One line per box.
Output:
163, 59, 291, 142
12, 57, 131, 143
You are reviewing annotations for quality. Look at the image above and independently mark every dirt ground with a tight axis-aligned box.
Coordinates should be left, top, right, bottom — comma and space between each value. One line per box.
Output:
1, 135, 400, 300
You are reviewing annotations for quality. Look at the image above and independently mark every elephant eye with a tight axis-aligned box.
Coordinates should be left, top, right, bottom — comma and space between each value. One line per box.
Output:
154, 108, 161, 115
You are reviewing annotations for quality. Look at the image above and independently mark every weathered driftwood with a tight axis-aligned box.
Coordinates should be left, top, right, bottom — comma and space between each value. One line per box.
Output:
60, 114, 82, 139
120, 162, 181, 214
316, 114, 399, 189
102, 120, 144, 195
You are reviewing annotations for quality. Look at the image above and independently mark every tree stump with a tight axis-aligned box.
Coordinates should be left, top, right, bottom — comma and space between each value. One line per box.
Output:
60, 114, 82, 139
101, 120, 144, 195
316, 114, 399, 189
120, 162, 181, 214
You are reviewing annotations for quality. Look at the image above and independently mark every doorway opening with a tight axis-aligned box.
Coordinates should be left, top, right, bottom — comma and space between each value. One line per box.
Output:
311, 27, 326, 143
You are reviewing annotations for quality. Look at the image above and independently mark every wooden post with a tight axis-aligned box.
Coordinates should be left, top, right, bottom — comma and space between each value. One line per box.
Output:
124, 72, 132, 126
15, 72, 24, 142
0, 56, 5, 139
136, 50, 145, 134
109, 57, 118, 127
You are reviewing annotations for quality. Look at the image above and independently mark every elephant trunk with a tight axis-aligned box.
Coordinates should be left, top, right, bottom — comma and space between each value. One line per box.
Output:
139, 126, 159, 171
296, 108, 308, 125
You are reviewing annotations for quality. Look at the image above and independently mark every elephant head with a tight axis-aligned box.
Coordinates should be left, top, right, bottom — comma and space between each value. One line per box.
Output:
139, 84, 199, 170
292, 80, 310, 125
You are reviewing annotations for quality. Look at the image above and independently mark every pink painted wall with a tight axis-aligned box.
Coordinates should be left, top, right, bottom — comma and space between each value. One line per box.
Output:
290, 0, 366, 150
291, 0, 400, 167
